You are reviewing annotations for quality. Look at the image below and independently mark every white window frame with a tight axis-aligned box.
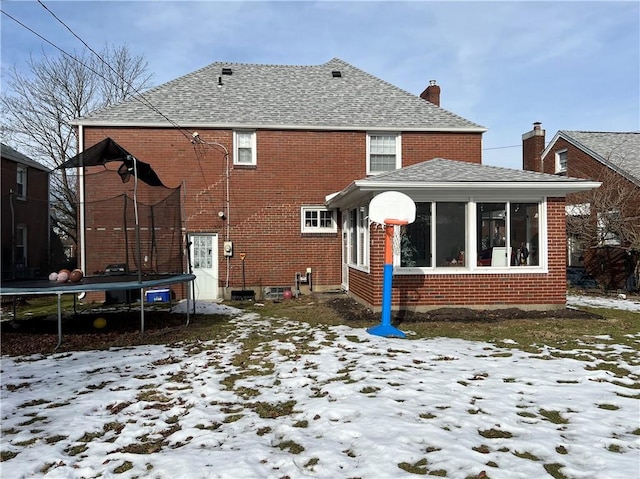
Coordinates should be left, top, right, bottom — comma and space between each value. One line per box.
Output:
233, 130, 257, 166
301, 207, 337, 233
16, 165, 27, 200
16, 224, 27, 267
366, 132, 402, 175
346, 206, 369, 269
395, 198, 547, 275
555, 149, 567, 174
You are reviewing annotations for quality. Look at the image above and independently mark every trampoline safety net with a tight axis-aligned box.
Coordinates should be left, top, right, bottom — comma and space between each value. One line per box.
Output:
83, 169, 184, 275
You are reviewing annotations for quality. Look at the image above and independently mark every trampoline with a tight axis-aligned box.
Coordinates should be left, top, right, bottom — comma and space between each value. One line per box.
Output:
1, 273, 195, 349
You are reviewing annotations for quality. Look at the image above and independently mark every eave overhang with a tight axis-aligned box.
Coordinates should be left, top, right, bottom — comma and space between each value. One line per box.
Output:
325, 180, 602, 210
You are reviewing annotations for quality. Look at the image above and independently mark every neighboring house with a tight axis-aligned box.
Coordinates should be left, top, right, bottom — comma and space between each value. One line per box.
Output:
73, 58, 598, 310
522, 124, 639, 290
1, 143, 50, 280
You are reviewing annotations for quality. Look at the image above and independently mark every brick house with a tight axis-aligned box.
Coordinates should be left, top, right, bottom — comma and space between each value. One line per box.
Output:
1, 143, 50, 280
73, 59, 598, 310
522, 124, 639, 290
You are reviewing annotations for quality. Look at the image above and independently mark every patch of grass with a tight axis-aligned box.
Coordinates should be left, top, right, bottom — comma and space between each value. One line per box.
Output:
1, 450, 18, 461
18, 398, 50, 408
420, 413, 437, 419
513, 451, 540, 461
276, 439, 304, 454
304, 457, 320, 468
114, 460, 134, 473
398, 458, 428, 475
555, 445, 568, 454
539, 409, 569, 425
223, 414, 244, 423
256, 426, 272, 436
13, 438, 38, 447
544, 463, 568, 479
65, 444, 88, 456
250, 400, 297, 419
293, 420, 309, 428
18, 415, 47, 426
597, 403, 620, 410
479, 428, 513, 439
517, 411, 537, 418
360, 386, 380, 394
45, 435, 67, 444
607, 443, 623, 453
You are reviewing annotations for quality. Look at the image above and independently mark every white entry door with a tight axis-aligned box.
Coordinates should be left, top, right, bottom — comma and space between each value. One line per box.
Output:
189, 234, 219, 300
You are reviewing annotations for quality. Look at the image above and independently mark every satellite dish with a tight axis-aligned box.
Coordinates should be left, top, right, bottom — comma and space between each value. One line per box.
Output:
369, 191, 416, 225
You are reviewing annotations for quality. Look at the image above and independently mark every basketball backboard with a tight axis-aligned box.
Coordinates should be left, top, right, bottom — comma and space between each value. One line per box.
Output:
369, 191, 416, 225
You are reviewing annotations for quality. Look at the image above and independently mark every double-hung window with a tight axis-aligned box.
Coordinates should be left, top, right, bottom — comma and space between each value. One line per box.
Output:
233, 131, 256, 166
16, 165, 27, 200
555, 149, 567, 174
367, 133, 401, 174
301, 207, 337, 233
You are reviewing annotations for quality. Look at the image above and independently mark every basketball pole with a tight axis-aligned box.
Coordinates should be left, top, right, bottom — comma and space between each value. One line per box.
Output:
367, 219, 407, 338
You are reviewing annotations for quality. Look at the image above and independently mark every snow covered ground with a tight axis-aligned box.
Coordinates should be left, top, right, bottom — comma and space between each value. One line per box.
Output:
1, 295, 638, 478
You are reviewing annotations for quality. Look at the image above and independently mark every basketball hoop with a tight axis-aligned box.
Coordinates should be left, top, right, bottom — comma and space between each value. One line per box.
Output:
367, 192, 416, 339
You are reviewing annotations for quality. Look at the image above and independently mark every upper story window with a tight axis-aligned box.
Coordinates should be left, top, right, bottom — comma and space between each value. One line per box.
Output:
301, 207, 337, 233
555, 149, 567, 174
367, 133, 401, 174
16, 165, 27, 200
233, 131, 256, 166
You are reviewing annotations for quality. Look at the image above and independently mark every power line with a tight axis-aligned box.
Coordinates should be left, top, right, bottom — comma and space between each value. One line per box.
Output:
36, 0, 193, 143
483, 144, 520, 151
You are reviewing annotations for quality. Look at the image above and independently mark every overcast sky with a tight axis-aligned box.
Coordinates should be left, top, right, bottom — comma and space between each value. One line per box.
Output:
1, 0, 638, 169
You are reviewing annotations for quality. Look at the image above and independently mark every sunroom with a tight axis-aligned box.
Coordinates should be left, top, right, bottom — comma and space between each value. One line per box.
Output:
326, 159, 600, 311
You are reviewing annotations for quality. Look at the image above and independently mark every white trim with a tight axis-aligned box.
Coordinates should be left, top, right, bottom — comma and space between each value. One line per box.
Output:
300, 206, 337, 233
555, 149, 568, 174
233, 130, 257, 166
71, 120, 488, 134
16, 165, 27, 200
366, 132, 402, 174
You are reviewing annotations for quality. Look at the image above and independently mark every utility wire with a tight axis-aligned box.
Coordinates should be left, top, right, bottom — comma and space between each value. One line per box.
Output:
483, 144, 520, 151
36, 0, 194, 143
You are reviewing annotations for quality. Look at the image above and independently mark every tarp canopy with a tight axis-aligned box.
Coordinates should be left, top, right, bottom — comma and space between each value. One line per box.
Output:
58, 137, 164, 186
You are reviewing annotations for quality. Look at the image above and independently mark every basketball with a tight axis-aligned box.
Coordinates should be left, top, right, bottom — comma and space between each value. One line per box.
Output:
56, 271, 69, 282
69, 269, 84, 283
48, 272, 58, 281
283, 289, 293, 300
93, 317, 107, 329
59, 269, 70, 276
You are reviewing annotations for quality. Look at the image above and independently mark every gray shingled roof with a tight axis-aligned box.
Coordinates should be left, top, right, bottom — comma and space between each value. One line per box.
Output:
325, 158, 600, 208
556, 131, 640, 185
78, 58, 485, 131
366, 158, 591, 183
1, 143, 50, 172
558, 130, 640, 185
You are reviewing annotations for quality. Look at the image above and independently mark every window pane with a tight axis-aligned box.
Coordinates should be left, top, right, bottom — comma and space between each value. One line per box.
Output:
320, 210, 332, 228
436, 203, 466, 266
369, 135, 396, 172
476, 203, 506, 267
358, 206, 367, 266
237, 147, 252, 164
510, 203, 539, 266
305, 210, 317, 227
349, 209, 358, 264
401, 202, 431, 267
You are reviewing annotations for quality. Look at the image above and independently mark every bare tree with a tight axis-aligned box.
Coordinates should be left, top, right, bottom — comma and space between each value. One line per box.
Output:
1, 44, 153, 255
567, 162, 640, 290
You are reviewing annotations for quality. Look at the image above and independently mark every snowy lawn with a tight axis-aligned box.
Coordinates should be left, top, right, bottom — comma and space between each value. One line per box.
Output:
1, 296, 638, 479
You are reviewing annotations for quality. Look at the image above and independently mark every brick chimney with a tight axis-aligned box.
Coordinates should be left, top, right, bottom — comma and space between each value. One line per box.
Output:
522, 122, 545, 172
420, 80, 440, 106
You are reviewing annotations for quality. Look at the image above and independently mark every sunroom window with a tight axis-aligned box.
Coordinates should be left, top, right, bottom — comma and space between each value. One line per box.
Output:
398, 200, 543, 271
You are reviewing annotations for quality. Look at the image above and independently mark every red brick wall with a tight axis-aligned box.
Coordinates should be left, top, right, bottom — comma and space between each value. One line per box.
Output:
1, 158, 50, 278
349, 198, 568, 310
81, 127, 482, 298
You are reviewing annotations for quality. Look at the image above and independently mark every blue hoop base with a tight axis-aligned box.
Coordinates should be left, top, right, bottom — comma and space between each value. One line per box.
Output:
367, 324, 407, 338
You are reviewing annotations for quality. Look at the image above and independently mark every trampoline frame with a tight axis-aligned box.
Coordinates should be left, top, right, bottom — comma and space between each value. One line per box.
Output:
1, 273, 196, 350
